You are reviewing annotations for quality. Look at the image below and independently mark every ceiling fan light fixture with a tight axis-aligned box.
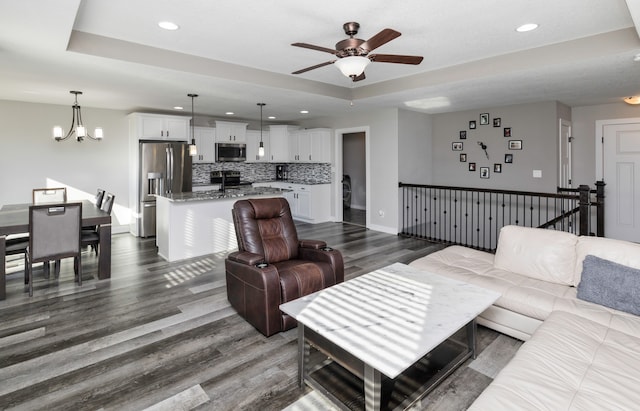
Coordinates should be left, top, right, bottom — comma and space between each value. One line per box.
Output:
623, 96, 640, 105
335, 56, 371, 78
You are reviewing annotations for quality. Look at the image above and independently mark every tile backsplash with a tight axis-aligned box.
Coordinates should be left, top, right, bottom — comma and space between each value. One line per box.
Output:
193, 162, 332, 184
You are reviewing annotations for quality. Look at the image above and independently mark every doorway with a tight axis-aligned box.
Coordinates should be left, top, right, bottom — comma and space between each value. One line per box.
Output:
596, 118, 640, 242
342, 132, 366, 226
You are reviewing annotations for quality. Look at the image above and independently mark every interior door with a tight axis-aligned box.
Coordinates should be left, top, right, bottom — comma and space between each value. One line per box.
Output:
603, 122, 640, 242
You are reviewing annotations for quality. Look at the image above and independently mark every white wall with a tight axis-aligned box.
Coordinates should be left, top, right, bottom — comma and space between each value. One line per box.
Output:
0, 100, 131, 232
571, 102, 640, 186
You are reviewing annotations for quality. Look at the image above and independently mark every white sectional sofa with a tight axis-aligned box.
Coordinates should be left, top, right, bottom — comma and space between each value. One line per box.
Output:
409, 225, 640, 410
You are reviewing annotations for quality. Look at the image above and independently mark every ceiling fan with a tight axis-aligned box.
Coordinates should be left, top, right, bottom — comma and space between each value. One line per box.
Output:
291, 22, 423, 82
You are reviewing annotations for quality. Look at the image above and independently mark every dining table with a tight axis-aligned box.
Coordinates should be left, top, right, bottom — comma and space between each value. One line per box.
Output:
0, 199, 112, 300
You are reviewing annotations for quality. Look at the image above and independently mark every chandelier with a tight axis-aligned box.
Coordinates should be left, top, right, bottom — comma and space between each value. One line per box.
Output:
53, 91, 103, 142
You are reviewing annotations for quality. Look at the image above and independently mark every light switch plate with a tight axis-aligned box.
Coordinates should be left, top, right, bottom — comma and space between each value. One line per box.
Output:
533, 170, 542, 178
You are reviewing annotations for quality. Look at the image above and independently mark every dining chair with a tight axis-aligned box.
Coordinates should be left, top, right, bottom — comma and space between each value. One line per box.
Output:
26, 203, 82, 297
82, 193, 114, 254
83, 188, 106, 233
32, 187, 67, 204
95, 188, 105, 208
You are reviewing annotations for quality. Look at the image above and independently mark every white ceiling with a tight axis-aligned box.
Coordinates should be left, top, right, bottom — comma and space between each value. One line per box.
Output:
1, 0, 640, 122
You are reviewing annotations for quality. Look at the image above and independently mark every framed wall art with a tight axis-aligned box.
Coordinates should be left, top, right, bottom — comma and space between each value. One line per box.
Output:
504, 127, 511, 137
505, 153, 513, 163
460, 153, 467, 162
493, 118, 501, 127
480, 113, 489, 125
494, 163, 502, 173
469, 162, 476, 171
480, 167, 489, 178
452, 142, 463, 151
459, 130, 467, 139
469, 120, 476, 129
508, 140, 522, 150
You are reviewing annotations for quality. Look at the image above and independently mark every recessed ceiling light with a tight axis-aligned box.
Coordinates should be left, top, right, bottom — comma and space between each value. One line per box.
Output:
624, 96, 640, 105
268, 116, 276, 120
300, 110, 309, 114
158, 21, 179, 31
173, 106, 183, 110
225, 112, 235, 115
516, 23, 538, 33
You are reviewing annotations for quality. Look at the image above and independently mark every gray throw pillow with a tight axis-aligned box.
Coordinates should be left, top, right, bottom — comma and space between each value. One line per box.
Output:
577, 255, 640, 316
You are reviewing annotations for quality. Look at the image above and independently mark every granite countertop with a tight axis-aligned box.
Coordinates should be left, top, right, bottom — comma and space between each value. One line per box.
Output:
254, 179, 331, 185
159, 186, 290, 202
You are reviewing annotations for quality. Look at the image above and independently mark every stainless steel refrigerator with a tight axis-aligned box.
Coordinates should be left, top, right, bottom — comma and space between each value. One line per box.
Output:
138, 140, 192, 237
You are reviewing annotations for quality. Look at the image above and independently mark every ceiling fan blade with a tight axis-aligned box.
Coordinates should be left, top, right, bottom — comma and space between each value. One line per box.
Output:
291, 42, 337, 54
360, 29, 401, 52
292, 60, 336, 75
352, 72, 366, 82
369, 54, 424, 65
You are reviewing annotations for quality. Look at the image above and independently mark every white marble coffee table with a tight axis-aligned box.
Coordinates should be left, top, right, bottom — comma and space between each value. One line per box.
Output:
280, 262, 500, 411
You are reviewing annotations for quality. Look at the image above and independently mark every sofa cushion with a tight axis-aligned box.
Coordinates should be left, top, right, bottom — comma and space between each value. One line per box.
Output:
574, 236, 640, 286
577, 255, 640, 316
469, 310, 640, 410
494, 225, 578, 286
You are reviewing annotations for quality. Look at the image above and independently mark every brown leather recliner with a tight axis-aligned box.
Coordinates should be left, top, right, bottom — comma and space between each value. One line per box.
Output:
225, 197, 344, 336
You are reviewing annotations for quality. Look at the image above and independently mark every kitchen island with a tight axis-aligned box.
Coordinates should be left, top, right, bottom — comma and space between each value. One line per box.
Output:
155, 186, 287, 262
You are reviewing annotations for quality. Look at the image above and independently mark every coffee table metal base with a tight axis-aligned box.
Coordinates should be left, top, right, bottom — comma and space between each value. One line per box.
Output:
298, 320, 477, 411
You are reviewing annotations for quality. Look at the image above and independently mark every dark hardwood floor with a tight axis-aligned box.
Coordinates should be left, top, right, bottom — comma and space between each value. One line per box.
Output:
0, 222, 508, 410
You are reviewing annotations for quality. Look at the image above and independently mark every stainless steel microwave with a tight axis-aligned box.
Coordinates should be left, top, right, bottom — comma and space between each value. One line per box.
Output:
215, 143, 246, 162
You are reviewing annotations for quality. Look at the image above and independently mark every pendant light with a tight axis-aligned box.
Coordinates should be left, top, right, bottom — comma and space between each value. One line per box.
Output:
188, 93, 198, 156
53, 90, 103, 142
257, 103, 266, 157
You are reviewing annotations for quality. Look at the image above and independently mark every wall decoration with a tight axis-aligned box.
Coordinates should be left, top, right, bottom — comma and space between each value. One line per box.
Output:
480, 167, 490, 178
459, 130, 467, 139
452, 142, 463, 151
493, 118, 501, 127
460, 153, 467, 162
469, 120, 476, 129
504, 127, 511, 137
469, 162, 476, 171
494, 163, 502, 173
508, 140, 522, 150
505, 153, 513, 163
480, 113, 489, 125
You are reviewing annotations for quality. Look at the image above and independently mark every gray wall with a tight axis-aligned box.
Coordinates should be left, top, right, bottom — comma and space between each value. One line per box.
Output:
299, 108, 400, 233
0, 100, 130, 232
431, 101, 565, 192
571, 102, 640, 186
398, 109, 432, 185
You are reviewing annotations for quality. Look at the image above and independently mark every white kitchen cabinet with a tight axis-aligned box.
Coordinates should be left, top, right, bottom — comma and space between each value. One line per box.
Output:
215, 121, 247, 142
310, 128, 332, 163
246, 130, 270, 162
192, 126, 215, 163
289, 130, 311, 162
129, 113, 190, 141
289, 128, 332, 163
268, 125, 298, 162
255, 182, 331, 223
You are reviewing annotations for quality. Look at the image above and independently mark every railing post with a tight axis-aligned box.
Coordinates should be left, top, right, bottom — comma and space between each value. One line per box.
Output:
595, 180, 605, 237
578, 185, 590, 236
